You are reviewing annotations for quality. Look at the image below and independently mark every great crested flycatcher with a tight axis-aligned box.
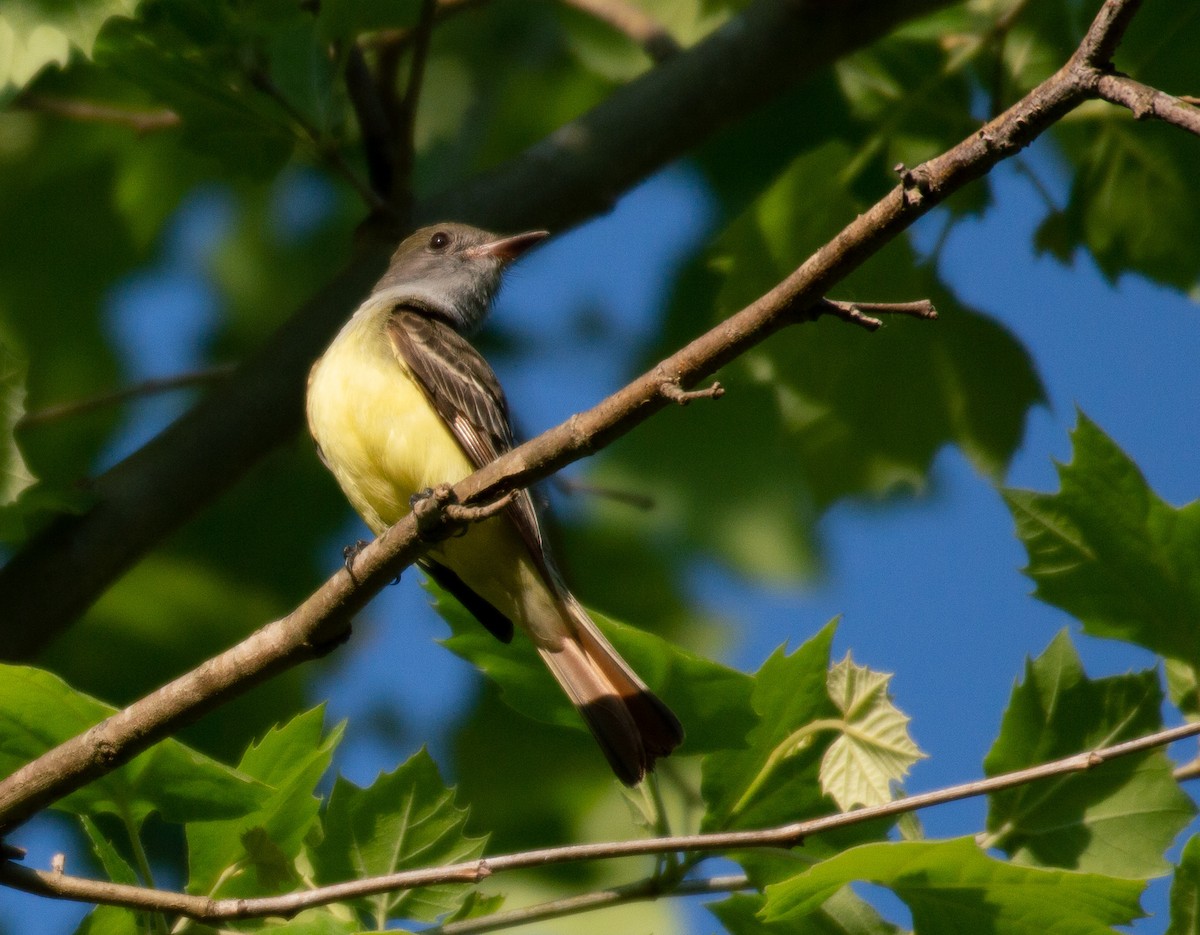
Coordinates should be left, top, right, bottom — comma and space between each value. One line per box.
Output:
306, 222, 683, 784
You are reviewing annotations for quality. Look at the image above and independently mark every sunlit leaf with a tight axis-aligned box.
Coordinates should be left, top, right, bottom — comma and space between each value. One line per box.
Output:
1167, 834, 1200, 935
0, 0, 141, 91
820, 654, 925, 810
1004, 414, 1200, 706
762, 837, 1145, 932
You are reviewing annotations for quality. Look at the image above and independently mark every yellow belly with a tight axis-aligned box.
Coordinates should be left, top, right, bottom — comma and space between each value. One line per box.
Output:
306, 311, 564, 646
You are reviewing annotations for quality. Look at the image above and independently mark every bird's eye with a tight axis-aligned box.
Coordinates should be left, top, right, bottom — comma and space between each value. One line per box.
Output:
429, 231, 450, 250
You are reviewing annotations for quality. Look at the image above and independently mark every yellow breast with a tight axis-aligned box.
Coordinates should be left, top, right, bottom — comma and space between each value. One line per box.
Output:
306, 310, 475, 534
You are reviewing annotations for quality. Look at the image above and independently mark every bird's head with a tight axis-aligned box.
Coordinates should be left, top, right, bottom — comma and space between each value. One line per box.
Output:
370, 223, 549, 334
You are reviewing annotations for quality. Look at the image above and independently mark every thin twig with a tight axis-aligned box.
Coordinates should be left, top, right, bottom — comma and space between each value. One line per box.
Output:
360, 0, 487, 54
558, 0, 681, 62
3, 719, 1197, 921
435, 874, 750, 935
1096, 73, 1200, 137
1174, 756, 1200, 782
659, 380, 724, 405
16, 366, 237, 431
14, 95, 181, 133
816, 298, 939, 330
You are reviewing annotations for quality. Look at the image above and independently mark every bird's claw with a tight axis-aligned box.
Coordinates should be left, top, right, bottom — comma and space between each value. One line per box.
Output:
342, 539, 369, 573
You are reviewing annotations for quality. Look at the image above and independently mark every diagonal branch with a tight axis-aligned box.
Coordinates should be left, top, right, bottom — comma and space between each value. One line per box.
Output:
0, 0, 1153, 836
3, 718, 1197, 921
0, 0, 955, 656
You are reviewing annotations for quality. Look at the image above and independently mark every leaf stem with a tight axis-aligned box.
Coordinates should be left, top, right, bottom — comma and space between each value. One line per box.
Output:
730, 718, 847, 820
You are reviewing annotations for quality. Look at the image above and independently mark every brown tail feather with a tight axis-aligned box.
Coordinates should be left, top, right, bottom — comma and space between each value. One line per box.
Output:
537, 600, 684, 785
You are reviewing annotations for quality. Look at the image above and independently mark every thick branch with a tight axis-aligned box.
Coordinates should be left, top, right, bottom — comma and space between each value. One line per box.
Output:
0, 0, 954, 654
3, 719, 1196, 921
0, 0, 1142, 833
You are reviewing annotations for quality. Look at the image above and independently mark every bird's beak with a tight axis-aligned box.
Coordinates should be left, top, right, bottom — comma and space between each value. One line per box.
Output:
470, 229, 549, 262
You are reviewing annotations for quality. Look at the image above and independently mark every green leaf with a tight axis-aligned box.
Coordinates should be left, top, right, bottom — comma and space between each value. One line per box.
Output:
1035, 1, 1200, 292
436, 580, 755, 755
1167, 834, 1200, 935
187, 706, 344, 898
701, 622, 840, 831
74, 905, 141, 935
0, 664, 270, 826
0, 340, 35, 508
761, 838, 1146, 932
93, 15, 295, 179
983, 631, 1195, 877
237, 909, 361, 934
79, 814, 138, 884
820, 653, 925, 810
73, 816, 143, 935
311, 748, 487, 928
1003, 414, 1200, 679
711, 885, 900, 935
0, 0, 141, 91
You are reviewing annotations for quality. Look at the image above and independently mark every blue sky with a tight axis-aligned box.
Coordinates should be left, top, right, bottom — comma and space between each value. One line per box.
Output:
5, 143, 1198, 932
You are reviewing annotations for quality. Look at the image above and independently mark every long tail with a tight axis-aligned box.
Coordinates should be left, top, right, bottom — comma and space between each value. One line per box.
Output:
537, 594, 684, 786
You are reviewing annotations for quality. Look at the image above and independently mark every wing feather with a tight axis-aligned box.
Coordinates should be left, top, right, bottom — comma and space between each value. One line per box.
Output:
385, 309, 547, 564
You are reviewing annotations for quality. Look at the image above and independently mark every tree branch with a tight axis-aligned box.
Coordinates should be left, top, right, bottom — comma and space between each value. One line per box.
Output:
13, 95, 181, 133
1096, 73, 1200, 137
0, 0, 1149, 834
3, 719, 1196, 921
16, 367, 237, 431
0, 0, 956, 655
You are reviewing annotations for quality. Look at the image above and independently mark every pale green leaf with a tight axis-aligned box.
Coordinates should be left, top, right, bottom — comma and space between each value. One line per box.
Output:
0, 340, 35, 506
0, 0, 141, 91
821, 653, 925, 810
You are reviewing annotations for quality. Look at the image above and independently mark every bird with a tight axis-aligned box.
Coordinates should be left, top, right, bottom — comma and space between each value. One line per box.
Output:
306, 222, 684, 784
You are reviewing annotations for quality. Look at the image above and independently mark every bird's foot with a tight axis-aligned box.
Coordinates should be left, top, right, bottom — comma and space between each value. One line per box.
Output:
342, 539, 369, 574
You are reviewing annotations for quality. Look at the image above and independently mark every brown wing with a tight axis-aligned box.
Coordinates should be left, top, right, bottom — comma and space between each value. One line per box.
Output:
385, 308, 548, 571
